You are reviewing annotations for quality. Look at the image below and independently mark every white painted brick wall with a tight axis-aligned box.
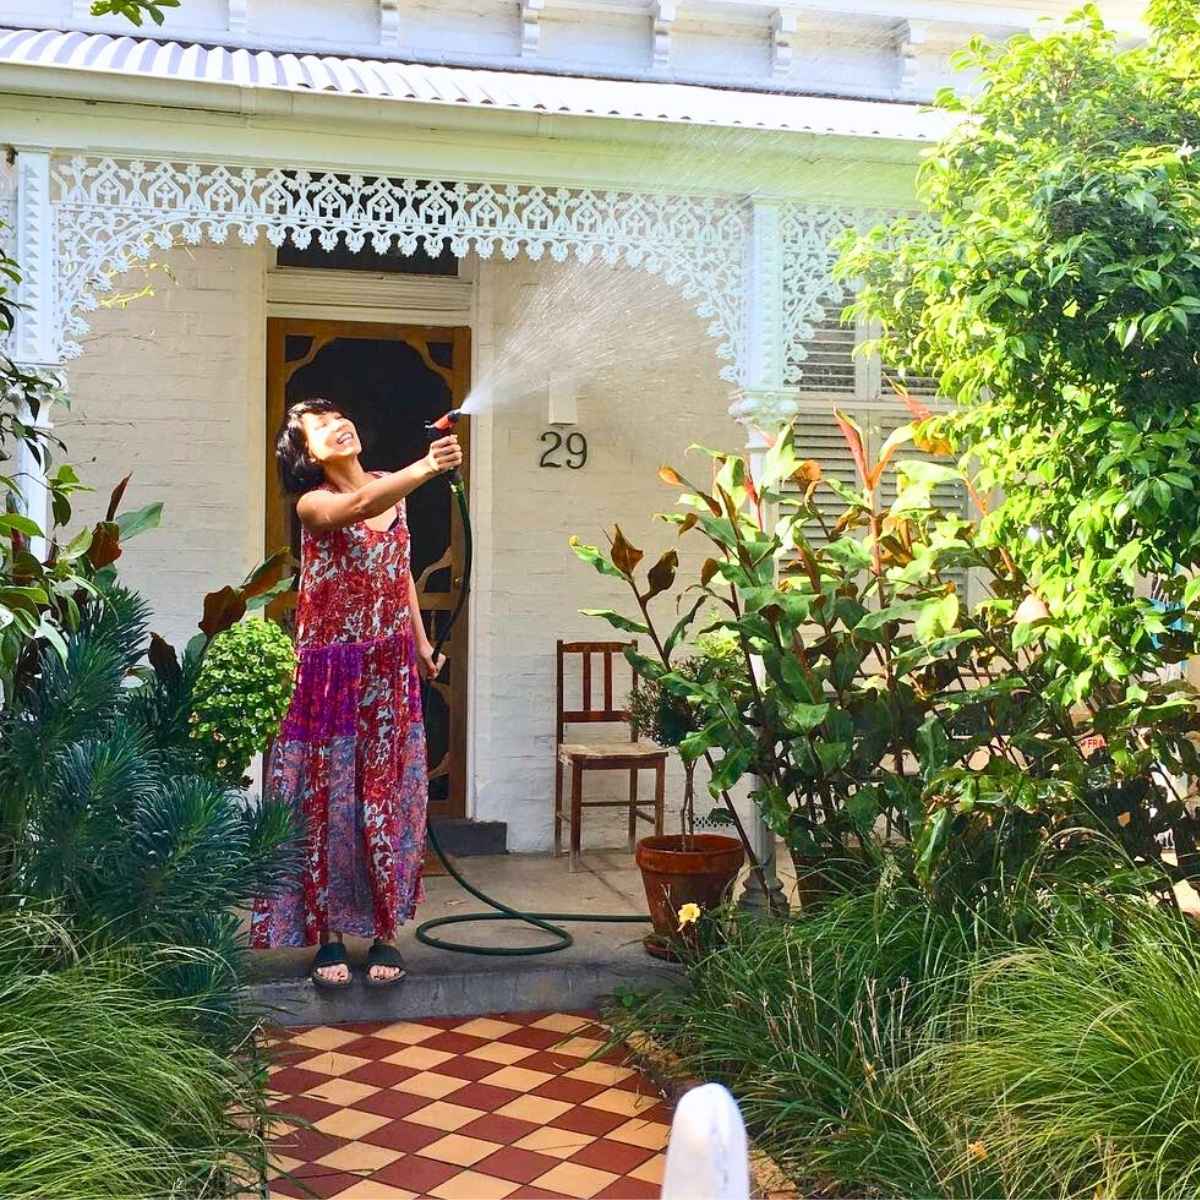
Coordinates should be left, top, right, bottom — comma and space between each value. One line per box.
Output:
471, 256, 750, 852
62, 242, 268, 652
61, 243, 750, 856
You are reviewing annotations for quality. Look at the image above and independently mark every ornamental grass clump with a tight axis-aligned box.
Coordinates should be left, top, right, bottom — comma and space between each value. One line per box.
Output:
609, 883, 1200, 1199
919, 898, 1200, 1200
190, 617, 297, 785
0, 907, 270, 1200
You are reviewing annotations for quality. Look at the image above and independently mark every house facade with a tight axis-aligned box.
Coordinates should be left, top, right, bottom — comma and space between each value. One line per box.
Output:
0, 0, 1144, 854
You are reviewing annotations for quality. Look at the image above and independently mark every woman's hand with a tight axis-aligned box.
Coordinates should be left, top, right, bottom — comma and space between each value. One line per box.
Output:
416, 638, 446, 682
425, 435, 463, 477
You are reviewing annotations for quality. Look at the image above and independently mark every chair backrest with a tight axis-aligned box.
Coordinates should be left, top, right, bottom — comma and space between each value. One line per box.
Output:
556, 640, 639, 745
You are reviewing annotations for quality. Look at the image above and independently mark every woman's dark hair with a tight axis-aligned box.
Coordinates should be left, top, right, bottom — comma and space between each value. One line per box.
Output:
276, 397, 342, 495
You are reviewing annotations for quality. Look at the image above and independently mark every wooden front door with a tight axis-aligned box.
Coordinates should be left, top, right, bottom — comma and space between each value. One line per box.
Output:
265, 319, 471, 820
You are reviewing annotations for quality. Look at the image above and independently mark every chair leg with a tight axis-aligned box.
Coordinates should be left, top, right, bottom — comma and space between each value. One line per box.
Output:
654, 761, 665, 837
570, 761, 584, 873
627, 768, 639, 851
554, 757, 564, 857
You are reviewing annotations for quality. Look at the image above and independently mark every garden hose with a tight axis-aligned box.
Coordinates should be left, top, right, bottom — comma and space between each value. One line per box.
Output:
414, 461, 651, 956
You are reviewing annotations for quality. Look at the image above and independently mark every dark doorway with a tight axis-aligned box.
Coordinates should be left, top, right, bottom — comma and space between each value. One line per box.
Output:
266, 319, 471, 820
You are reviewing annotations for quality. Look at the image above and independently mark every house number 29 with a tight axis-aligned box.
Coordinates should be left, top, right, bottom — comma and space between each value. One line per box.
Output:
539, 431, 588, 469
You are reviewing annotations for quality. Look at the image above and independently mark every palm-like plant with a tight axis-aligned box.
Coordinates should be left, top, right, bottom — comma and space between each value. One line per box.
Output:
0, 584, 296, 1034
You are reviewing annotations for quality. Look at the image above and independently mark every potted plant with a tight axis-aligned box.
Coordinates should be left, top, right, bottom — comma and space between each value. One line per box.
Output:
626, 641, 746, 958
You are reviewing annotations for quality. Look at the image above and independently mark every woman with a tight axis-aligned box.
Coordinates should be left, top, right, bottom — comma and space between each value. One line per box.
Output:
251, 397, 463, 988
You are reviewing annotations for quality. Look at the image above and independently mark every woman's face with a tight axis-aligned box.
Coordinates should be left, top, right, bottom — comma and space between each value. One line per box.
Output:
300, 409, 361, 466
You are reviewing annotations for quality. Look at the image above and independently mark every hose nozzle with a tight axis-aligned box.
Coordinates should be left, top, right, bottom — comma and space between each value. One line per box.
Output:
424, 408, 464, 484
425, 408, 464, 436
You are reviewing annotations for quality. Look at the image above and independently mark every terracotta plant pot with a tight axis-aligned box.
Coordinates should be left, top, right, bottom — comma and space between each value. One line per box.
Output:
635, 834, 745, 961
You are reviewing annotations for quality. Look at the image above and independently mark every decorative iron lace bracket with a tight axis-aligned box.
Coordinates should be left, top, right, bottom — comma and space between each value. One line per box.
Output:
47, 155, 925, 389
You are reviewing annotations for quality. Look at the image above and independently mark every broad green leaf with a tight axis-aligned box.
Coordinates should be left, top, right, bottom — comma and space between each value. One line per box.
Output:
115, 501, 163, 540
59, 525, 94, 563
569, 536, 624, 580
846, 786, 881, 834
896, 460, 962, 489
786, 702, 830, 732
916, 715, 951, 774
579, 608, 650, 635
0, 585, 49, 609
856, 598, 929, 632
759, 427, 799, 492
915, 591, 960, 642
664, 596, 707, 660
35, 616, 68, 664
815, 741, 851, 774
0, 513, 42, 537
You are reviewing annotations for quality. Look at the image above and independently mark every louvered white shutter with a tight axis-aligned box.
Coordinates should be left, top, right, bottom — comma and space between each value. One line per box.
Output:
792, 312, 857, 396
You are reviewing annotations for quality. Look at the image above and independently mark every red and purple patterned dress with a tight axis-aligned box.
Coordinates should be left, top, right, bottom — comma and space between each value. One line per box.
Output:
251, 492, 427, 948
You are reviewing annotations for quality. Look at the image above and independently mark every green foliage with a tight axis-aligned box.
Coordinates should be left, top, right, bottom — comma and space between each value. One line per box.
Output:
0, 907, 268, 1200
191, 617, 297, 785
627, 644, 743, 836
0, 583, 297, 1028
920, 904, 1200, 1199
609, 879, 1200, 1199
89, 0, 181, 24
572, 421, 1200, 900
837, 7, 1200, 688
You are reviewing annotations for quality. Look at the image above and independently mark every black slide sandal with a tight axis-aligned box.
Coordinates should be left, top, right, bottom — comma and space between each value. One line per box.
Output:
366, 940, 407, 988
309, 940, 352, 990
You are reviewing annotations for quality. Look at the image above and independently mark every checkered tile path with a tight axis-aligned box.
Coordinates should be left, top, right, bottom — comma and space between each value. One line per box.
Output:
265, 1012, 671, 1199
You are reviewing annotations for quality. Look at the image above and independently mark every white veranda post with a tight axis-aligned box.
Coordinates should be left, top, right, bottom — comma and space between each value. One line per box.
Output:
10, 147, 61, 560
729, 198, 795, 915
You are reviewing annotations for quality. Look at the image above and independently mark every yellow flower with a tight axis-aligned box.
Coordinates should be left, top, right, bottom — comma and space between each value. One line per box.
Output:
967, 1140, 988, 1163
677, 903, 702, 931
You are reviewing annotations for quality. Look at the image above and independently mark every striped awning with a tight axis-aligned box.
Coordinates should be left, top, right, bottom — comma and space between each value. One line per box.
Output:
0, 26, 952, 141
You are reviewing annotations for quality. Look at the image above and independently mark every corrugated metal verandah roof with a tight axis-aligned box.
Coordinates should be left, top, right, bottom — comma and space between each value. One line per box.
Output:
0, 26, 951, 141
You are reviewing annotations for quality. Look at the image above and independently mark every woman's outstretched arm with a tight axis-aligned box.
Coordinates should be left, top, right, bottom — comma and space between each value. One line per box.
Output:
297, 436, 461, 532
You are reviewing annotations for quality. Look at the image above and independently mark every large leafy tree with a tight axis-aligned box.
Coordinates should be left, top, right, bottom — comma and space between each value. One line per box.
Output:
839, 4, 1200, 701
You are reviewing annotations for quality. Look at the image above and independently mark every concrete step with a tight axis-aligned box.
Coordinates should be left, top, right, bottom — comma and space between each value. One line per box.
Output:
249, 850, 682, 1024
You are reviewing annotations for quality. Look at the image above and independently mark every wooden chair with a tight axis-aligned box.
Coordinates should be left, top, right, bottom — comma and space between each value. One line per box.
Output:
555, 640, 667, 872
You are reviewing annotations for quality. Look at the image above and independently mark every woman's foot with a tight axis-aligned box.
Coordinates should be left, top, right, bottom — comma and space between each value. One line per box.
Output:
316, 961, 351, 985
310, 938, 352, 989
367, 940, 406, 986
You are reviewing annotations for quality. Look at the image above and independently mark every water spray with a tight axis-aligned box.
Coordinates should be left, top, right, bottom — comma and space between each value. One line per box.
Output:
414, 406, 650, 955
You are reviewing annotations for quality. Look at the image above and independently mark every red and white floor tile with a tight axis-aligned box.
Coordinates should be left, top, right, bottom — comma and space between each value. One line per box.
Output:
265, 1012, 671, 1199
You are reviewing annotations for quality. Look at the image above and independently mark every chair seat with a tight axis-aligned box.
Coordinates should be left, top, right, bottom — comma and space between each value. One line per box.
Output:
558, 740, 667, 764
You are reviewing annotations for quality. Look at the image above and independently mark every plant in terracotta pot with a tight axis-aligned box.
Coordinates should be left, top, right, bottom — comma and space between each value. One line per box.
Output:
625, 643, 748, 957
572, 412, 1200, 916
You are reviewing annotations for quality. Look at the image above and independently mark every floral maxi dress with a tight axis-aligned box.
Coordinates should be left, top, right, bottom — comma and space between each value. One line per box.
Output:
251, 496, 427, 948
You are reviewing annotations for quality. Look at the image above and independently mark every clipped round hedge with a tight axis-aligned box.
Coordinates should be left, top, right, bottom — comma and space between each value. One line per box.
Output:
190, 618, 296, 784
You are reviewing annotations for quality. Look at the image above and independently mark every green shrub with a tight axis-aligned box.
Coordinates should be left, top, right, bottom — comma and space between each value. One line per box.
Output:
609, 881, 1200, 1199
190, 617, 296, 785
921, 900, 1200, 1200
0, 585, 296, 1032
607, 886, 989, 1195
0, 907, 268, 1200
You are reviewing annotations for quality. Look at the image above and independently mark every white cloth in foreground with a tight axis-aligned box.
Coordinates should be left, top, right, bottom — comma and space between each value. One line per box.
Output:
660, 1082, 750, 1200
